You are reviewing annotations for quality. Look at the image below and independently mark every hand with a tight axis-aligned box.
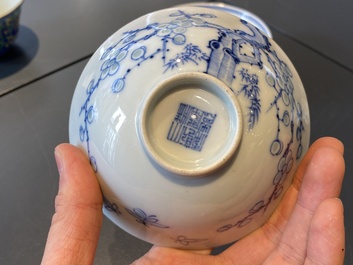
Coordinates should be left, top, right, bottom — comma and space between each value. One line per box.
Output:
41, 137, 345, 265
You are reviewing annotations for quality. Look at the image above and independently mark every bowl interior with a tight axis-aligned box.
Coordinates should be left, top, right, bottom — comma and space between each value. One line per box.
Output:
0, 0, 23, 18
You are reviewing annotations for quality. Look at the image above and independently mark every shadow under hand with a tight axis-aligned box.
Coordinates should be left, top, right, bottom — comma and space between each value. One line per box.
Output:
0, 25, 39, 79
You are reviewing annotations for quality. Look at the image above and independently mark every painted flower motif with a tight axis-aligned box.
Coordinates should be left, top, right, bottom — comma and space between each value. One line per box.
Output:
77, 10, 306, 236
103, 196, 121, 215
273, 150, 293, 186
126, 208, 170, 228
100, 58, 120, 80
174, 235, 208, 246
217, 149, 295, 233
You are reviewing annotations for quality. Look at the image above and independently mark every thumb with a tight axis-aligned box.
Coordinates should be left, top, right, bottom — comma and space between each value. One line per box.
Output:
41, 144, 103, 265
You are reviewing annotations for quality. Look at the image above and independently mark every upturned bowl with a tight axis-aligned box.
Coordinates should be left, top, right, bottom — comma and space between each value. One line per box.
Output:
69, 4, 310, 249
0, 0, 24, 56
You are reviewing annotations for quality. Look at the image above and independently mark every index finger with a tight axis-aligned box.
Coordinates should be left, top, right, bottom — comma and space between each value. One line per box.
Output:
292, 137, 344, 191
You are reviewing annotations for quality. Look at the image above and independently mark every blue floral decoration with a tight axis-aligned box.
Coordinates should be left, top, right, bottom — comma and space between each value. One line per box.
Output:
125, 207, 170, 228
76, 9, 307, 236
174, 235, 208, 246
103, 196, 122, 215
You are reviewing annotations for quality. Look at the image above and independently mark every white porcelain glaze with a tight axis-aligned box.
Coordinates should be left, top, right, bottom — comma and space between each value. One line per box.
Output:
175, 2, 273, 38
69, 5, 310, 249
0, 0, 23, 17
138, 72, 243, 176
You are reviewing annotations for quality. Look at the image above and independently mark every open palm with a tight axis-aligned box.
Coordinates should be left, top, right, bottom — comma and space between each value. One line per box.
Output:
42, 137, 345, 265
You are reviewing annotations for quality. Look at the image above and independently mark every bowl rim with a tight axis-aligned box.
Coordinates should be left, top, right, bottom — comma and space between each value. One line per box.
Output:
0, 0, 24, 19
174, 2, 272, 39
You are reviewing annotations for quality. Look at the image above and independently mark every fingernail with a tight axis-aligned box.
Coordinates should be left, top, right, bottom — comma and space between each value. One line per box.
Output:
54, 149, 63, 175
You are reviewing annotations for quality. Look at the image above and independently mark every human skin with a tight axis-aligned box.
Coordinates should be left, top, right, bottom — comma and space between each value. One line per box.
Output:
41, 137, 345, 265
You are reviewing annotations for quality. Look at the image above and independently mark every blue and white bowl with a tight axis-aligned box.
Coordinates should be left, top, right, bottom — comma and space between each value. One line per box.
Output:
69, 4, 310, 249
0, 0, 24, 56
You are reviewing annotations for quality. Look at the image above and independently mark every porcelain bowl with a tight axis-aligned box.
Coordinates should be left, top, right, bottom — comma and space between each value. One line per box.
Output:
69, 5, 310, 249
0, 0, 24, 56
